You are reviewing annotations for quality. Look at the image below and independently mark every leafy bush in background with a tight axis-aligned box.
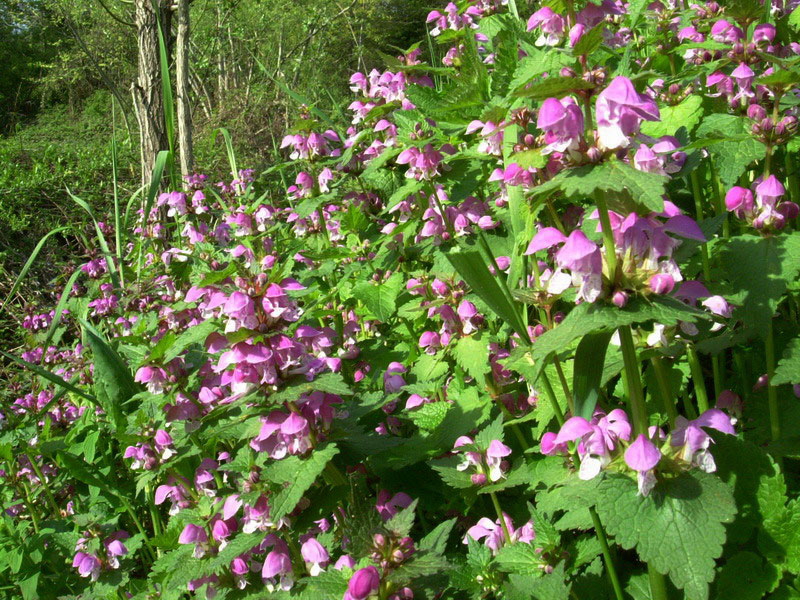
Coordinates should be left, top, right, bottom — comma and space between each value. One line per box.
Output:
3, 1, 800, 600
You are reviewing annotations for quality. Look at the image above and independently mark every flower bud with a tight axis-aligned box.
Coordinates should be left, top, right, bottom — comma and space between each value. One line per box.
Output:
471, 472, 488, 486
747, 104, 767, 121
612, 291, 629, 308
649, 273, 675, 295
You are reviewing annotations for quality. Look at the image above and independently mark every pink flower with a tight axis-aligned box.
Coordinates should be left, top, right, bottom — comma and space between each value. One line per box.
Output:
73, 552, 101, 580
344, 566, 380, 600
537, 97, 584, 154
595, 77, 660, 149
624, 434, 661, 496
301, 537, 330, 576
671, 409, 735, 473
263, 547, 293, 592
527, 7, 565, 46
383, 362, 407, 393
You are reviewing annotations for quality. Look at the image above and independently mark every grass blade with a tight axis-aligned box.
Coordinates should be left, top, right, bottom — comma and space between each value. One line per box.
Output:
0, 226, 69, 313
213, 127, 238, 184
66, 188, 120, 290
1, 350, 98, 404
39, 268, 83, 359
111, 96, 125, 286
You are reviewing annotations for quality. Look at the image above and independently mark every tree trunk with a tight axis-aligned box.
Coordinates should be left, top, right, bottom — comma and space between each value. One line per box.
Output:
132, 0, 171, 182
175, 0, 193, 180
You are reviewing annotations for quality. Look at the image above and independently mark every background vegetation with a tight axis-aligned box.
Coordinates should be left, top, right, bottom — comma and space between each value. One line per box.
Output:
0, 0, 433, 343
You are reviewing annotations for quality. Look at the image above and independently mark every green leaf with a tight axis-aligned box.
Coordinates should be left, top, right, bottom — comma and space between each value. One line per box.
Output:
494, 542, 545, 574
453, 334, 491, 381
446, 249, 528, 339
385, 499, 417, 538
572, 331, 613, 419
264, 444, 339, 521
572, 24, 605, 56
773, 336, 800, 385
587, 472, 736, 600
790, 5, 800, 30
408, 402, 451, 431
82, 321, 139, 431
57, 451, 116, 496
641, 95, 704, 137
710, 432, 777, 544
696, 115, 766, 186
720, 233, 800, 336
513, 76, 594, 100
531, 160, 668, 213
756, 460, 800, 574
509, 50, 574, 92
505, 563, 569, 600
270, 372, 352, 403
714, 551, 780, 600
419, 518, 457, 555
162, 320, 217, 363
524, 297, 707, 383
352, 272, 404, 322
410, 352, 449, 382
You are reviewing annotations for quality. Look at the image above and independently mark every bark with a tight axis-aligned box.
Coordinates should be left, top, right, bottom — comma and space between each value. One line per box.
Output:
132, 0, 171, 182
176, 0, 194, 180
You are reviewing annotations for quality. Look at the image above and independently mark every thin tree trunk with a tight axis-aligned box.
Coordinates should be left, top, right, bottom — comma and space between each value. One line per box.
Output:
133, 0, 170, 182
176, 0, 193, 180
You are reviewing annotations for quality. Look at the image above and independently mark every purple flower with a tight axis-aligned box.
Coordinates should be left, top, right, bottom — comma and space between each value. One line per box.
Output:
486, 440, 512, 482
671, 409, 735, 473
383, 362, 407, 392
344, 566, 381, 600
179, 524, 210, 558
73, 552, 101, 580
595, 76, 660, 150
263, 547, 294, 592
464, 514, 535, 554
624, 434, 661, 496
301, 537, 330, 576
755, 175, 786, 208
537, 97, 584, 154
527, 7, 565, 46
649, 273, 675, 295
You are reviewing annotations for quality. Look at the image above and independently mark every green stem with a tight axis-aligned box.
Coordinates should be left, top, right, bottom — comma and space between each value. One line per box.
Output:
786, 151, 800, 209
21, 481, 41, 533
618, 328, 668, 600
24, 453, 60, 516
650, 357, 677, 428
648, 565, 669, 600
594, 192, 618, 287
145, 484, 163, 538
687, 344, 709, 414
766, 318, 780, 441
552, 354, 574, 415
478, 231, 528, 341
709, 159, 729, 238
689, 171, 711, 281
121, 498, 156, 563
618, 326, 647, 436
712, 354, 724, 400
590, 507, 625, 600
489, 491, 513, 544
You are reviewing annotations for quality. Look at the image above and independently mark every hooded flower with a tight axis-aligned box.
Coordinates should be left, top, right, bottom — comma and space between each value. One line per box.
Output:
624, 434, 661, 496
595, 77, 660, 149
